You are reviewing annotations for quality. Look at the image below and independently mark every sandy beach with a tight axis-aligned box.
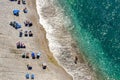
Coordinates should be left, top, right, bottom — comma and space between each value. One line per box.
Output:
0, 0, 72, 80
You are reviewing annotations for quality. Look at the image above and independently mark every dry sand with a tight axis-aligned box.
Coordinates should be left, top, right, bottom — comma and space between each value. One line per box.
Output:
0, 0, 72, 80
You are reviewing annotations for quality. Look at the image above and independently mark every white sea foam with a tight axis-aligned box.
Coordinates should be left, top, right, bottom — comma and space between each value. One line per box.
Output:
36, 0, 95, 80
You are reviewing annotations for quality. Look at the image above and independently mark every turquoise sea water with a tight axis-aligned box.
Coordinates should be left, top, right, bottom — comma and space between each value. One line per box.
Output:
57, 0, 120, 80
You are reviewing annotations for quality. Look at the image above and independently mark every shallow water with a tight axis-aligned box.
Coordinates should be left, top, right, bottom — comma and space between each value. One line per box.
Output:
36, 0, 96, 80
57, 0, 120, 80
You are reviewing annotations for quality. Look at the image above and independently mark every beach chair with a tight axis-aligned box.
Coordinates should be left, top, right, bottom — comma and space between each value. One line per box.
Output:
26, 73, 30, 79
31, 74, 35, 79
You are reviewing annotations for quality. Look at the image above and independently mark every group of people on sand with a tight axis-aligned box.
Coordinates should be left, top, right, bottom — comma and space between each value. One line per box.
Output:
10, 0, 51, 79
16, 41, 26, 48
10, 0, 36, 79
19, 30, 33, 37
22, 51, 41, 59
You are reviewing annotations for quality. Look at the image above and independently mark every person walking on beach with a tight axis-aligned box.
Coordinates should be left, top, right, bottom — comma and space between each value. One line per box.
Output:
74, 56, 78, 64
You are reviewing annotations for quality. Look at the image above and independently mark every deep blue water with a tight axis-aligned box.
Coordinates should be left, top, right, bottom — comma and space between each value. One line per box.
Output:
57, 0, 120, 80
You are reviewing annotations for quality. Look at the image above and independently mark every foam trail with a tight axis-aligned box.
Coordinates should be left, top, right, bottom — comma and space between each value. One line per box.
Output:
36, 0, 95, 80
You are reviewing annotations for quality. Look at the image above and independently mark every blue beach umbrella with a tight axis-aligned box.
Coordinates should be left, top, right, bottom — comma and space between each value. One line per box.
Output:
13, 9, 20, 16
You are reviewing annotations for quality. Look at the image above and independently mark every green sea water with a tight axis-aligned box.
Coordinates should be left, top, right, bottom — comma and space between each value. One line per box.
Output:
57, 0, 120, 80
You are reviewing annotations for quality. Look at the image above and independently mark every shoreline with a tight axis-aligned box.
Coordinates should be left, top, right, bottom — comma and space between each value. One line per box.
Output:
36, 0, 96, 80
